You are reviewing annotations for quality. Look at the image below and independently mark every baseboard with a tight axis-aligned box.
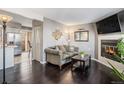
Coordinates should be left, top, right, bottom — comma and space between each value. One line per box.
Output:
40, 61, 46, 64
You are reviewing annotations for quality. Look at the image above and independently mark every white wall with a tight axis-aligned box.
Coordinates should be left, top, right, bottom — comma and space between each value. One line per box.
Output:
68, 23, 96, 57
42, 18, 68, 63
0, 47, 14, 69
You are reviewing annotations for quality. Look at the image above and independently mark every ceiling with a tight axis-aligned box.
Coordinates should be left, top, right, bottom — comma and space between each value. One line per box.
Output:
1, 8, 123, 25
0, 9, 32, 27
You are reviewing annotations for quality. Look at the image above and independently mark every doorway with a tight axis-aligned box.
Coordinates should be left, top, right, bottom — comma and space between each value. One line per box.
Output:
7, 31, 32, 64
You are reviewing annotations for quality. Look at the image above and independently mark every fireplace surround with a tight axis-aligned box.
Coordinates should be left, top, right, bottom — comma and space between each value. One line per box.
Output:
101, 40, 120, 62
98, 34, 124, 72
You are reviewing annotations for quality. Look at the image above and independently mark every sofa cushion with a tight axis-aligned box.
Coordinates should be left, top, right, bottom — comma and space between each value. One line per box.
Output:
62, 51, 78, 60
68, 46, 75, 52
62, 53, 70, 59
63, 45, 69, 51
56, 46, 60, 51
66, 52, 74, 57
58, 45, 66, 53
66, 51, 78, 57
72, 51, 79, 55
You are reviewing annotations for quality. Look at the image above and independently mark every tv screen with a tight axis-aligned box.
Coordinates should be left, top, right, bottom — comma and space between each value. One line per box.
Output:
96, 14, 121, 34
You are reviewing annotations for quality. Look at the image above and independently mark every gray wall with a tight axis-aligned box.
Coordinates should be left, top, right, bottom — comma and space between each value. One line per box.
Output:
68, 23, 97, 58
32, 17, 123, 64
42, 19, 97, 62
42, 17, 68, 62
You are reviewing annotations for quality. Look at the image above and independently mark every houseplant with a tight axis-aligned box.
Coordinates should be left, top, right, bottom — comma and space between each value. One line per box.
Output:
80, 51, 85, 58
108, 38, 124, 81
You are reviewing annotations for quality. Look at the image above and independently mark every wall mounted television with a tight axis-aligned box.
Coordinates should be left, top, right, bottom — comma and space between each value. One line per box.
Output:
96, 14, 121, 34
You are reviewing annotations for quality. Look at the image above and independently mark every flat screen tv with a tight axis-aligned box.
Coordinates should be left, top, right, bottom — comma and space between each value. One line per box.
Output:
96, 14, 121, 34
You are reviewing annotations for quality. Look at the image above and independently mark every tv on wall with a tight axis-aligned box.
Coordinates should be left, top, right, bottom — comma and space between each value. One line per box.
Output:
96, 14, 121, 34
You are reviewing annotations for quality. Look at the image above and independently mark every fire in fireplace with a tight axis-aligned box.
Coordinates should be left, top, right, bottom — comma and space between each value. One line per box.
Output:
101, 40, 120, 61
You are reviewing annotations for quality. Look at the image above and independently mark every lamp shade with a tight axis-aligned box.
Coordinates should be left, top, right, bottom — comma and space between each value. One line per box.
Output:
0, 14, 12, 23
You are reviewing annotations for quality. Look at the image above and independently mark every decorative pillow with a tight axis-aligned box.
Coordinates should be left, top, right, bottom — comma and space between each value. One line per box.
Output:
69, 46, 75, 52
58, 45, 66, 53
56, 46, 60, 51
63, 45, 68, 51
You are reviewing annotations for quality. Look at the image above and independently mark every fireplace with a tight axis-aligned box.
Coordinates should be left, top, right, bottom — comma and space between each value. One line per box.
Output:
101, 40, 120, 61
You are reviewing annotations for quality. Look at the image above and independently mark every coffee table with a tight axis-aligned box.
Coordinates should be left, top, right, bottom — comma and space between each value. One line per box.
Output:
71, 54, 91, 72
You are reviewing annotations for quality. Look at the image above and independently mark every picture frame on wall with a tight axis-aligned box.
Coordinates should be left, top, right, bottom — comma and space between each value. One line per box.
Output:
74, 30, 89, 42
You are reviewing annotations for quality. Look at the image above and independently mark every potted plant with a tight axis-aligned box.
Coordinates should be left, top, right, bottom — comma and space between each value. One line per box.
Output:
108, 38, 124, 81
80, 51, 85, 58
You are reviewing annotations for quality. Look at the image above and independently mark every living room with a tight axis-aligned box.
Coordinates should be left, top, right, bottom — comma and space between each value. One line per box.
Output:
0, 8, 124, 85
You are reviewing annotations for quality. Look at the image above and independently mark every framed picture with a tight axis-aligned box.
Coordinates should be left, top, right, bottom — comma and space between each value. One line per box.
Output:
74, 31, 89, 42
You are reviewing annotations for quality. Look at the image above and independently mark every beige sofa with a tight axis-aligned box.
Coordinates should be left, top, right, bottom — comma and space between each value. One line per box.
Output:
44, 45, 79, 70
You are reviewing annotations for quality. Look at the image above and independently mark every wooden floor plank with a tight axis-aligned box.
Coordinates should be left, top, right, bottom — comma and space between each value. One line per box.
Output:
0, 60, 122, 84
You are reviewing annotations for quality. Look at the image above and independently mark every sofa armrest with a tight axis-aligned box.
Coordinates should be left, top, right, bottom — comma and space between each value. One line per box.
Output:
45, 48, 62, 55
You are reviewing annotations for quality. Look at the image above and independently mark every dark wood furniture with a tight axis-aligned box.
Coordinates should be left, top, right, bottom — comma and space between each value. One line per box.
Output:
71, 54, 91, 71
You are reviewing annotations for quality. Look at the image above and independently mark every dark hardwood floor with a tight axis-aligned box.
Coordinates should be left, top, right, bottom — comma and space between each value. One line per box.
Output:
0, 60, 123, 84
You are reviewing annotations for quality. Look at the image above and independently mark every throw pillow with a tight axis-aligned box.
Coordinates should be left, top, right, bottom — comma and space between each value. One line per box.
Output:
63, 45, 68, 51
58, 45, 66, 53
56, 46, 60, 51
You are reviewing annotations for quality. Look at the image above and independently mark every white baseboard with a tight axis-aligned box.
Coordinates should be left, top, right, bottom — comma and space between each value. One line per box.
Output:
40, 61, 46, 64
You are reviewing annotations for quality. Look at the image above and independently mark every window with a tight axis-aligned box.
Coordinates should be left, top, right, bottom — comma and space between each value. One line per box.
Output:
74, 31, 89, 42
